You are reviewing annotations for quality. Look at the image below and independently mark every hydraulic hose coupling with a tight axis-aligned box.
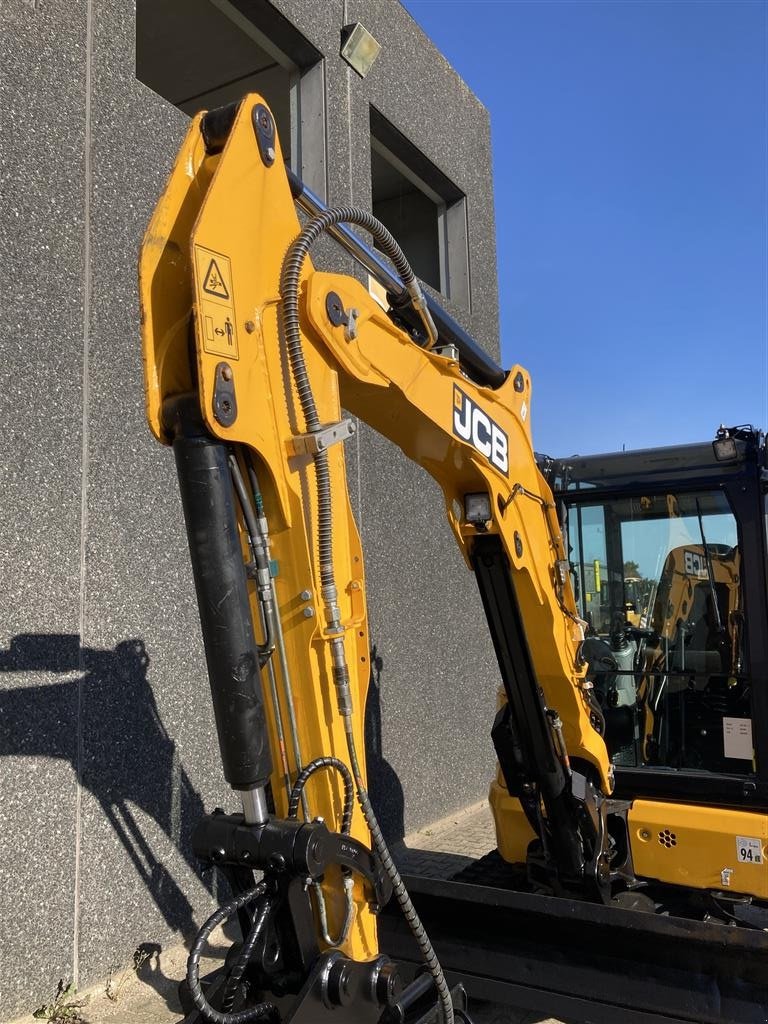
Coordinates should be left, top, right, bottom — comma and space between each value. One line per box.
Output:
256, 565, 272, 592
331, 637, 354, 718
322, 584, 345, 638
405, 280, 438, 351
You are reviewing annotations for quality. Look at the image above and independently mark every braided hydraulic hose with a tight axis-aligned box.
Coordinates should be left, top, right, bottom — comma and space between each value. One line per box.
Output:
279, 210, 454, 1024
288, 756, 357, 947
187, 883, 277, 1024
279, 207, 433, 594
344, 719, 454, 1022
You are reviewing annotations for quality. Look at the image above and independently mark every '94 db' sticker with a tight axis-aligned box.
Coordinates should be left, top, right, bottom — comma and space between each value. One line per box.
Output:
736, 836, 763, 864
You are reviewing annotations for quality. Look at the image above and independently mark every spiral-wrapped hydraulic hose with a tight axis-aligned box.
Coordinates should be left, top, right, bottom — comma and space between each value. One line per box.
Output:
288, 755, 357, 947
186, 883, 277, 1024
279, 209, 454, 1024
287, 755, 355, 834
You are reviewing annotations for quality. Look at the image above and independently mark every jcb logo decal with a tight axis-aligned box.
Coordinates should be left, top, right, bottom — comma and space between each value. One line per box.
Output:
452, 386, 509, 475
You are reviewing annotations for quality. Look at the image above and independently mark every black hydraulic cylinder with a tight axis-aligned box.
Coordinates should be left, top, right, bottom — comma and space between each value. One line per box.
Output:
170, 405, 273, 791
472, 535, 588, 882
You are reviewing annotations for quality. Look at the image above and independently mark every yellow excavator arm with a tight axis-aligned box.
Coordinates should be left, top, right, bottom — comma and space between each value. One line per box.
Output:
139, 95, 613, 1024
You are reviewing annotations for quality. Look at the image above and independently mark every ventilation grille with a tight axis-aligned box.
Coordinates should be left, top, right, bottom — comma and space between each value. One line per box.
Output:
658, 828, 677, 849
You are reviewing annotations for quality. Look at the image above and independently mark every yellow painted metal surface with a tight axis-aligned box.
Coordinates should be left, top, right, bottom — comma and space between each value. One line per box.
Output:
629, 800, 768, 897
140, 94, 613, 954
140, 114, 212, 443
140, 98, 377, 959
489, 780, 536, 864
302, 271, 610, 793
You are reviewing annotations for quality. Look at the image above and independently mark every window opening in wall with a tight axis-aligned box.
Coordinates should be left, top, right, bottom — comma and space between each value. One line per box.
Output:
370, 107, 470, 309
136, 0, 326, 196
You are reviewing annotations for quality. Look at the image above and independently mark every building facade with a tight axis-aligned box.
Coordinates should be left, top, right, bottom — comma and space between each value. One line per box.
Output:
0, 1, 500, 1016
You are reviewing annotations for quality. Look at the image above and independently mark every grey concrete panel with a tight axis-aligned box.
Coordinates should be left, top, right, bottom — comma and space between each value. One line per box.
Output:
0, 0, 88, 1017
0, 6, 86, 638
357, 425, 498, 839
73, 0, 231, 993
0, 642, 81, 1022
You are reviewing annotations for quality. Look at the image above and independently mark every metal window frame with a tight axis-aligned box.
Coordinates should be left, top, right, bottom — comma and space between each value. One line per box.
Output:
137, 0, 328, 200
213, 0, 327, 198
369, 107, 470, 309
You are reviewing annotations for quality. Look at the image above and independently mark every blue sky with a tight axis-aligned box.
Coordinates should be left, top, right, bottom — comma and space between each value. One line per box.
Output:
402, 0, 767, 456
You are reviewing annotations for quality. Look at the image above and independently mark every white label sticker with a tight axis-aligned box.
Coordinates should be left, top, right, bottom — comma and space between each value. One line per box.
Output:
736, 836, 763, 864
723, 717, 753, 760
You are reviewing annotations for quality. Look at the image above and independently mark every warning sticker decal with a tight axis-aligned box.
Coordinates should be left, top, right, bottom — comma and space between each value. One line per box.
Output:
194, 245, 239, 359
202, 258, 230, 299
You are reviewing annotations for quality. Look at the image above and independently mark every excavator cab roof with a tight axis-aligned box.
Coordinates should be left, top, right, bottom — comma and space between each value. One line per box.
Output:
538, 425, 765, 493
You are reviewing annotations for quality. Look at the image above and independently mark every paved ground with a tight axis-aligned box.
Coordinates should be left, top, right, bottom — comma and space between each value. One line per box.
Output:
10, 803, 570, 1024
393, 797, 498, 877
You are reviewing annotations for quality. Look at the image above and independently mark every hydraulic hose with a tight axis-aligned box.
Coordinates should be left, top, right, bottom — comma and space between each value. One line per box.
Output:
287, 756, 354, 835
220, 898, 274, 1013
228, 452, 275, 663
246, 452, 312, 822
279, 209, 453, 1024
279, 207, 436, 596
344, 718, 453, 1023
187, 883, 277, 1024
288, 755, 356, 946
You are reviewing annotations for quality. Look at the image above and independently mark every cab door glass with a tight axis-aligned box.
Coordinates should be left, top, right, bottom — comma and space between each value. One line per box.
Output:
568, 491, 751, 777
569, 504, 609, 633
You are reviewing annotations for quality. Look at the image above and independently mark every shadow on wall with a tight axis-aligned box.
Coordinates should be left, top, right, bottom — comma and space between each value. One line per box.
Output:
0, 633, 407, 935
0, 633, 211, 939
365, 643, 405, 844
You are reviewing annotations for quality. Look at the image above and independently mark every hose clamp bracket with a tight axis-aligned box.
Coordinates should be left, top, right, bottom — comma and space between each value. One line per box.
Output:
289, 418, 357, 456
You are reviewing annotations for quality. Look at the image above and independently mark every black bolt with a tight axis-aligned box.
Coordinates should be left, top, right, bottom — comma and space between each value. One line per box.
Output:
514, 532, 523, 557
513, 372, 525, 392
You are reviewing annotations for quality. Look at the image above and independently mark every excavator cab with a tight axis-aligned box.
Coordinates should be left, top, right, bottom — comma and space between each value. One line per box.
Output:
545, 426, 765, 791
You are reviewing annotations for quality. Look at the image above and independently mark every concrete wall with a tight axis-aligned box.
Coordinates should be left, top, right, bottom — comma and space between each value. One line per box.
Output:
0, 1, 500, 1017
